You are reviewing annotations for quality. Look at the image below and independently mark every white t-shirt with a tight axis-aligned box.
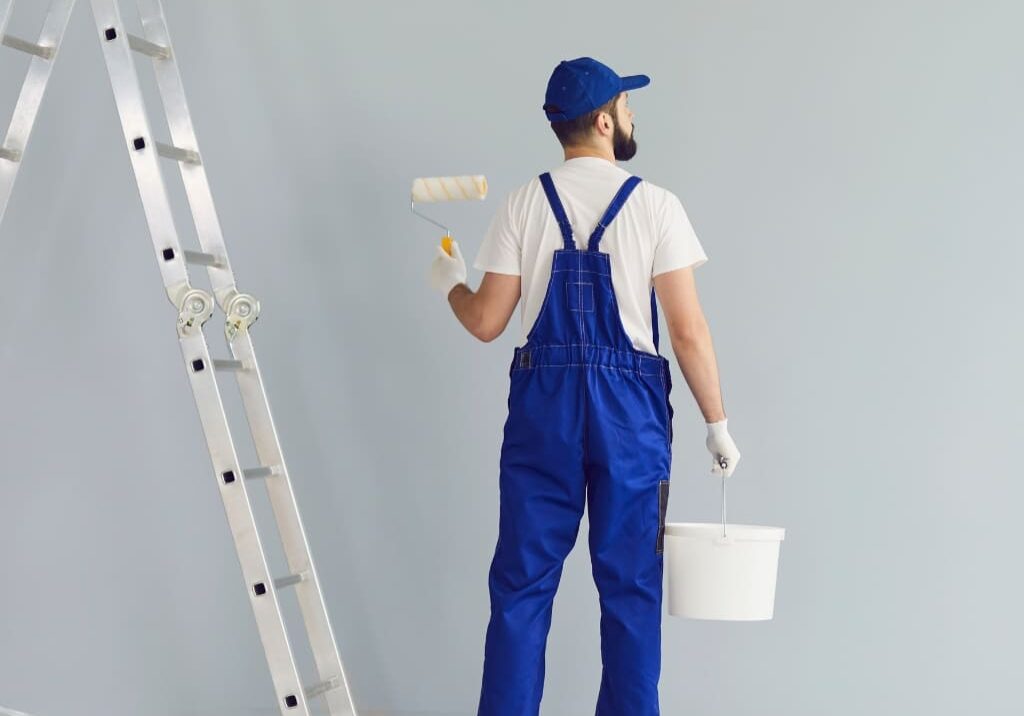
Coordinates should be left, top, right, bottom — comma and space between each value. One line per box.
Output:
473, 156, 708, 354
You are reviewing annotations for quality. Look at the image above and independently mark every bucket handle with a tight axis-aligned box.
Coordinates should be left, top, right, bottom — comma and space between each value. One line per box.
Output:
718, 456, 729, 538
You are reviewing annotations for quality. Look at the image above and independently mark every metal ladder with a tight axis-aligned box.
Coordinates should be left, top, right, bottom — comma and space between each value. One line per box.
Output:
0, 2, 359, 714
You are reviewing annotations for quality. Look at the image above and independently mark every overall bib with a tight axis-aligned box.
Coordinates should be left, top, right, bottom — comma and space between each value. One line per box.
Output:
477, 173, 675, 716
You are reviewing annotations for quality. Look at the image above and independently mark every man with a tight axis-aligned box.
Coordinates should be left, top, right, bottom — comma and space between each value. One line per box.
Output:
429, 56, 741, 716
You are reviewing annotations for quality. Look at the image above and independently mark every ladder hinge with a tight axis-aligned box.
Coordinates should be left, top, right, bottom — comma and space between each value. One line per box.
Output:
224, 291, 260, 342
175, 289, 214, 338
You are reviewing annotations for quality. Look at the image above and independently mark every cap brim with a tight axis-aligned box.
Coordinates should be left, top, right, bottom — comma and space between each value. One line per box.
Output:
620, 74, 650, 91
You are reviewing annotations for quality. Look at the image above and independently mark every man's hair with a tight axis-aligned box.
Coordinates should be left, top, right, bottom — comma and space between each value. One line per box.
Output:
547, 92, 620, 148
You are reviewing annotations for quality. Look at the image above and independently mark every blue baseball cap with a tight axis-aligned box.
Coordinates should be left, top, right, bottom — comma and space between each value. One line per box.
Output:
543, 57, 650, 122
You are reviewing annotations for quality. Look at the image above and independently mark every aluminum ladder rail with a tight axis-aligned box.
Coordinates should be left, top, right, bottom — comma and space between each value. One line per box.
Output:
0, 0, 76, 224
0, 1, 359, 713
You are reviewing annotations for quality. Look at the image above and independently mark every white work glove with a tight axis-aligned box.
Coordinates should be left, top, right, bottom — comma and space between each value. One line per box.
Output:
429, 239, 467, 298
706, 418, 741, 478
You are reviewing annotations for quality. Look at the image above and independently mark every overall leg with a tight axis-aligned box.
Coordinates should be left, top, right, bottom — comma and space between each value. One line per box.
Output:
585, 367, 672, 716
478, 367, 586, 716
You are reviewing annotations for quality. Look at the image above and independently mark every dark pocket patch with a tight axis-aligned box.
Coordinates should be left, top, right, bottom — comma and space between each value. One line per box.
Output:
656, 479, 670, 554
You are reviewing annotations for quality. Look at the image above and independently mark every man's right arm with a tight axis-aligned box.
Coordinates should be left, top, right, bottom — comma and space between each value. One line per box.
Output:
447, 271, 520, 343
653, 265, 726, 423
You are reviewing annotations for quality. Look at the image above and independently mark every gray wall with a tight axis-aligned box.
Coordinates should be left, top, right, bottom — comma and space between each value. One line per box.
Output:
2, 1, 1021, 715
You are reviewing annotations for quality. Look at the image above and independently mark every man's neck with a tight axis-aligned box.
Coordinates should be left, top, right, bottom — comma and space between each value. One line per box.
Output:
563, 147, 615, 163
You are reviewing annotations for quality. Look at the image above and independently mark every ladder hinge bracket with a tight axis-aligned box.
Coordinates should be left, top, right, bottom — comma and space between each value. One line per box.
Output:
221, 290, 260, 342
176, 288, 215, 338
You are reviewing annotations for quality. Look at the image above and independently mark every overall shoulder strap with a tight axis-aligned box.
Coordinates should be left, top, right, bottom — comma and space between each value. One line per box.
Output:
539, 172, 575, 251
588, 175, 643, 252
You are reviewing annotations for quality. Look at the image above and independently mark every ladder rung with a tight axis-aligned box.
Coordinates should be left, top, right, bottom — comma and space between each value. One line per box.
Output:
155, 140, 200, 164
212, 358, 248, 372
1, 34, 55, 60
273, 570, 309, 590
242, 465, 281, 480
0, 147, 21, 162
304, 675, 342, 699
182, 249, 225, 268
126, 32, 169, 59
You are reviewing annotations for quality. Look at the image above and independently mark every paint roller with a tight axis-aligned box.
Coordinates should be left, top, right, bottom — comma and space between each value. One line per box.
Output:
410, 175, 488, 255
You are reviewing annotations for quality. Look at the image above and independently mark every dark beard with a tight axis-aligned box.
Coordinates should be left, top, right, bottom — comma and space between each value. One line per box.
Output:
612, 117, 637, 161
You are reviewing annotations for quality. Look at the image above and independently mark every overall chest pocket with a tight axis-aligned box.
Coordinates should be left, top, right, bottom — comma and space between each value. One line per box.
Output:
566, 281, 595, 312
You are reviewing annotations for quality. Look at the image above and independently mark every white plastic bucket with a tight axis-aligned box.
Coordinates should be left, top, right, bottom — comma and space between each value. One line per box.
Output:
664, 522, 785, 621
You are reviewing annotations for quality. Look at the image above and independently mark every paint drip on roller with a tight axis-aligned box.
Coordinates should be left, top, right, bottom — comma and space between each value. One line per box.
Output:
410, 174, 488, 255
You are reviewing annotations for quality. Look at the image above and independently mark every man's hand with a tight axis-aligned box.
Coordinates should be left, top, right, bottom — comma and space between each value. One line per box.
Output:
429, 239, 467, 298
706, 418, 741, 478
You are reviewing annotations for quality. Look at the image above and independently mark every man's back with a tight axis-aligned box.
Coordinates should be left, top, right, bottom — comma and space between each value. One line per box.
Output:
473, 156, 708, 354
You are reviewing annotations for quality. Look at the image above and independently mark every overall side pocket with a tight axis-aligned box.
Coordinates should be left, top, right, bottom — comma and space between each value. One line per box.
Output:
656, 479, 670, 554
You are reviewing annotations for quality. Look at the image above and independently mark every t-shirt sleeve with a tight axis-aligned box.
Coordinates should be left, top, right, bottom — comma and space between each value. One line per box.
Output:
473, 192, 521, 275
652, 189, 708, 277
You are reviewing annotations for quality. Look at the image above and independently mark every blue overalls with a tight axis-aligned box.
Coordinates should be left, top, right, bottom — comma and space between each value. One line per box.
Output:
477, 172, 674, 716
